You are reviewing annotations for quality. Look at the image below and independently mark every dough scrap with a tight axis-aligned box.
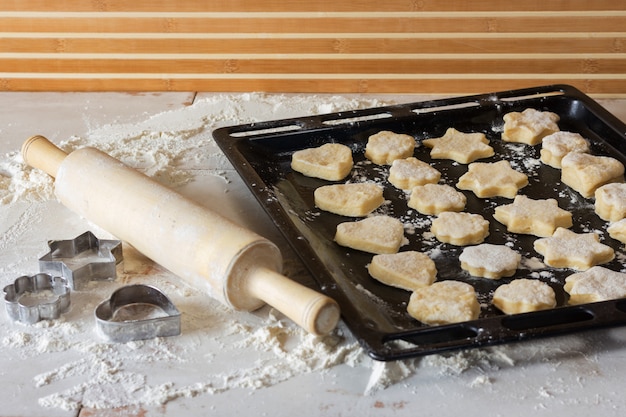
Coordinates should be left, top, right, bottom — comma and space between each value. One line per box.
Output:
388, 157, 441, 190
335, 215, 405, 254
533, 227, 615, 271
407, 280, 480, 325
456, 160, 528, 199
314, 183, 384, 217
561, 152, 625, 198
595, 182, 626, 222
459, 243, 521, 279
502, 108, 560, 145
493, 195, 572, 237
422, 127, 494, 164
368, 251, 437, 292
540, 131, 590, 169
564, 266, 626, 304
430, 211, 490, 246
607, 219, 626, 244
291, 143, 354, 181
365, 131, 416, 165
492, 278, 556, 314
408, 183, 466, 215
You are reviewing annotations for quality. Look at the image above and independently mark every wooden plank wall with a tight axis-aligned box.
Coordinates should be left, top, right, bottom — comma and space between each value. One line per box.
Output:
1, 1, 625, 95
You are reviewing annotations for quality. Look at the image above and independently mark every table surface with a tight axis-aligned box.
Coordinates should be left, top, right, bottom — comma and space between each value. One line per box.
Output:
2, 92, 626, 417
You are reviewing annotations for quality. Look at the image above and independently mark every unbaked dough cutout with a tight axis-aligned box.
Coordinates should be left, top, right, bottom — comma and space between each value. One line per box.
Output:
407, 280, 480, 325
534, 227, 615, 271
291, 143, 354, 181
456, 160, 528, 199
335, 215, 405, 254
365, 131, 416, 165
502, 108, 560, 145
422, 127, 494, 164
493, 195, 572, 237
492, 278, 556, 314
314, 183, 384, 217
368, 251, 437, 292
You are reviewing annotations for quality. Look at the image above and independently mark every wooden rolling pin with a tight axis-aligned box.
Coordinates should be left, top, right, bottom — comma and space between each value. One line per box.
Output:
22, 135, 340, 335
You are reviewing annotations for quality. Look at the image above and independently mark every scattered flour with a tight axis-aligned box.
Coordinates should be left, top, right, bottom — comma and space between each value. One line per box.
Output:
0, 92, 609, 413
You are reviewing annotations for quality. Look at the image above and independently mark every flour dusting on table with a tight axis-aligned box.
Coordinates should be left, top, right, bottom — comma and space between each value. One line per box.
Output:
0, 93, 608, 412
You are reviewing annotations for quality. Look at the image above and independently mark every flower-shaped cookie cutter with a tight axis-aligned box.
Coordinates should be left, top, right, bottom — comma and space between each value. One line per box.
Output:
95, 284, 181, 343
3, 273, 71, 324
39, 231, 123, 290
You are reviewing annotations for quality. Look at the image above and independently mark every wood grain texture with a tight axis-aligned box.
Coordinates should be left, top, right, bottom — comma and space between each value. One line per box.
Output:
1, 1, 625, 95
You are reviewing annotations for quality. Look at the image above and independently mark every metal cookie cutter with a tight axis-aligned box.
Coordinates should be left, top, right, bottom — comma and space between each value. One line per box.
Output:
95, 284, 181, 343
3, 273, 71, 324
39, 231, 123, 290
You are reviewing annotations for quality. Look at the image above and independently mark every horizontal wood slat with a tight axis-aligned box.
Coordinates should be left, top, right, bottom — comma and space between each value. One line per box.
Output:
1, 3, 625, 95
1, 0, 624, 13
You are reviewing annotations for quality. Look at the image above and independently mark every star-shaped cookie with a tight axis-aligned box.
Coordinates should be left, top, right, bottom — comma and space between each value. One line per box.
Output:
502, 108, 560, 145
422, 127, 494, 164
534, 227, 615, 270
493, 195, 573, 237
457, 160, 528, 198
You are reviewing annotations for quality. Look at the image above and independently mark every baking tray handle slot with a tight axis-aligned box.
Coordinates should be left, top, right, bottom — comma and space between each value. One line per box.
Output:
390, 324, 479, 349
500, 307, 594, 332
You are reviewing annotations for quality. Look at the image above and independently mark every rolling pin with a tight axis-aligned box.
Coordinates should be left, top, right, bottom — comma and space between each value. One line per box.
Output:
22, 135, 340, 335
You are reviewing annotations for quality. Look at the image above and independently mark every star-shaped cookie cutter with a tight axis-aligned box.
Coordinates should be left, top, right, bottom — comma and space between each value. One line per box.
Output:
39, 231, 123, 290
3, 273, 71, 324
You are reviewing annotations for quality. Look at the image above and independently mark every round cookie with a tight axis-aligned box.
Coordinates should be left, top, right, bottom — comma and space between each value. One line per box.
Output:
388, 157, 440, 190
459, 244, 521, 279
540, 131, 589, 169
595, 182, 626, 222
407, 183, 466, 215
492, 279, 556, 314
407, 280, 480, 325
431, 211, 490, 246
501, 108, 560, 145
364, 131, 415, 165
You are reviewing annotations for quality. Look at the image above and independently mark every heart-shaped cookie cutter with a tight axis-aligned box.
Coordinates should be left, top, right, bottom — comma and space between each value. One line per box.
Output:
95, 284, 181, 342
3, 273, 71, 324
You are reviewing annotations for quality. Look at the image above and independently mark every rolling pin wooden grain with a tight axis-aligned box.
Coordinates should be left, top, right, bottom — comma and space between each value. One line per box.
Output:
22, 135, 340, 335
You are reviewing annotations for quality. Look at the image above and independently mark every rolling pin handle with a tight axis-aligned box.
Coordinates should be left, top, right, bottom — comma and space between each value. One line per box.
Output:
247, 267, 340, 336
21, 135, 67, 178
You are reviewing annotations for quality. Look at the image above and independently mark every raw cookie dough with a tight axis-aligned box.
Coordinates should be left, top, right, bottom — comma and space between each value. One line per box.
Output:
533, 227, 615, 271
291, 142, 354, 181
595, 182, 626, 222
407, 280, 480, 325
388, 157, 441, 190
561, 152, 625, 198
607, 219, 626, 244
365, 131, 416, 165
493, 195, 573, 237
314, 183, 384, 217
540, 131, 590, 169
456, 160, 528, 199
335, 215, 405, 254
502, 108, 560, 145
430, 211, 490, 246
492, 279, 556, 314
422, 127, 494, 164
368, 251, 437, 292
564, 266, 626, 304
459, 243, 521, 279
408, 183, 467, 215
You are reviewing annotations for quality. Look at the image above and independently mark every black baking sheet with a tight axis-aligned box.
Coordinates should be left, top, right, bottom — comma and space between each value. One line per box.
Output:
213, 85, 626, 361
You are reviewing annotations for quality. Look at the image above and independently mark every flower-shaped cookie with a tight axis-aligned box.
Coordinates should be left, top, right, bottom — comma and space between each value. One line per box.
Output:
493, 195, 572, 237
457, 160, 528, 198
502, 108, 560, 145
422, 128, 494, 164
431, 211, 490, 246
534, 227, 615, 270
